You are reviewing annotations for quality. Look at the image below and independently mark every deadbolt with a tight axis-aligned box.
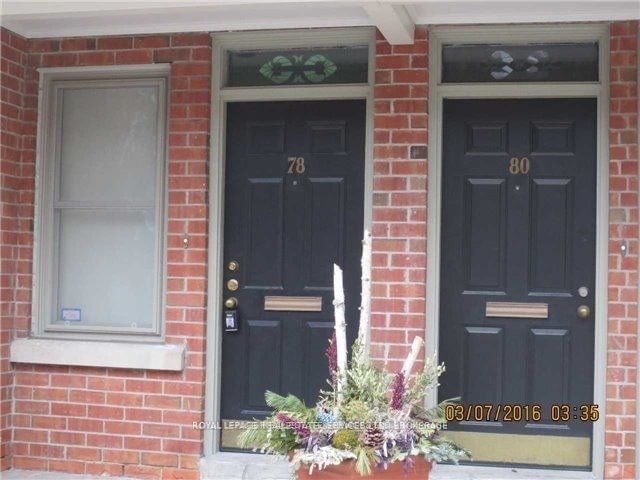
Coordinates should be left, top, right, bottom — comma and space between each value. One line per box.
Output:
577, 305, 590, 319
224, 297, 238, 309
227, 279, 239, 291
227, 261, 239, 271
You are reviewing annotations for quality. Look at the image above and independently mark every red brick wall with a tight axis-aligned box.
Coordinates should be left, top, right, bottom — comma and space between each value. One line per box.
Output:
605, 20, 638, 480
0, 27, 29, 471
370, 26, 429, 373
0, 20, 637, 480
4, 32, 211, 479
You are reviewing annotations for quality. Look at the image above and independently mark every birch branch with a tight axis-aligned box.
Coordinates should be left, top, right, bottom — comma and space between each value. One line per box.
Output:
401, 336, 424, 377
332, 264, 348, 403
357, 230, 372, 353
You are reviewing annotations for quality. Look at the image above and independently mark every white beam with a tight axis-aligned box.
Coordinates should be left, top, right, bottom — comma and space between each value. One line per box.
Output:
0, 3, 371, 39
363, 3, 414, 45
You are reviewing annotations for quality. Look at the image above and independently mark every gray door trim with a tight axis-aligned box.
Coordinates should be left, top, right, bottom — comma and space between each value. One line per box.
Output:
427, 23, 610, 475
204, 27, 376, 456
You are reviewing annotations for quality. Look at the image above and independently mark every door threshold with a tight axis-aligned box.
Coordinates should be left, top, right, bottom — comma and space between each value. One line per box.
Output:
432, 464, 595, 480
200, 452, 292, 480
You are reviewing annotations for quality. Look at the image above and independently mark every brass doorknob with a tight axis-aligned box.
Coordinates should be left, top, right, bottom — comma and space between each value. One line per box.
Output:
577, 305, 590, 319
224, 297, 238, 309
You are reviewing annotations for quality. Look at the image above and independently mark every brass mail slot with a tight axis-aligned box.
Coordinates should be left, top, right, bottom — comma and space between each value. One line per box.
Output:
486, 302, 548, 319
264, 296, 322, 312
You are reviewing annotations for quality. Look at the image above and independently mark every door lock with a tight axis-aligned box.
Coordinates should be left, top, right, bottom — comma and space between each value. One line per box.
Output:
227, 260, 239, 271
224, 297, 238, 309
577, 305, 590, 319
227, 279, 239, 291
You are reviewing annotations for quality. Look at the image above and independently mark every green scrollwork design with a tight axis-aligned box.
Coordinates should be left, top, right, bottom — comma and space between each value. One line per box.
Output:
303, 54, 337, 83
259, 55, 294, 84
259, 53, 338, 84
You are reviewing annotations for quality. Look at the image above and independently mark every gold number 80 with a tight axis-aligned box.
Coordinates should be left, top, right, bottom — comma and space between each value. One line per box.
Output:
509, 157, 530, 175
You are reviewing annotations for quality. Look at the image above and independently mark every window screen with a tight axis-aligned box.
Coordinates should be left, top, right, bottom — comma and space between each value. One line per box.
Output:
49, 81, 164, 332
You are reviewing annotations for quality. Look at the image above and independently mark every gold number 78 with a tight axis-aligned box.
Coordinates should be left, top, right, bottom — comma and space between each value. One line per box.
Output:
287, 157, 306, 174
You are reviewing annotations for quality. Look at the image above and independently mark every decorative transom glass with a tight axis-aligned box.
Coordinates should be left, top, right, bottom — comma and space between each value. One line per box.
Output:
442, 43, 599, 83
226, 46, 369, 87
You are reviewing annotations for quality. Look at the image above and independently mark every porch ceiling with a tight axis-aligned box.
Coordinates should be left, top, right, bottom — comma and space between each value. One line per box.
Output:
0, 0, 638, 43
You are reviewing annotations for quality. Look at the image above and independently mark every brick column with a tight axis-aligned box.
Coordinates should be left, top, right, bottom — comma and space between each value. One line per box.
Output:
605, 20, 638, 480
0, 27, 29, 471
370, 27, 429, 372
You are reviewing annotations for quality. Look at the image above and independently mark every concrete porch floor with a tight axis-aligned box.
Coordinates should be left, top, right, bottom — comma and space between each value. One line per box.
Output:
198, 453, 597, 479
4, 458, 597, 480
1, 471, 138, 480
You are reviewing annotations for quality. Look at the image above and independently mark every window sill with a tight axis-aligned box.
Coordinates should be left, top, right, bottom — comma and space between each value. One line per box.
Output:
10, 338, 185, 371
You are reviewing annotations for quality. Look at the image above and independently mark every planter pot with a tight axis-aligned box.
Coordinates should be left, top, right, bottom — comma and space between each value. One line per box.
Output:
296, 457, 431, 479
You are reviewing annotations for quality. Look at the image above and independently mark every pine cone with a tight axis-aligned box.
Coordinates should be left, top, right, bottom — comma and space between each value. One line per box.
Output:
362, 426, 384, 448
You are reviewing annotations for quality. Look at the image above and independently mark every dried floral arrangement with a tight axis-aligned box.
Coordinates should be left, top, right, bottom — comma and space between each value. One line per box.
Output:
239, 231, 469, 476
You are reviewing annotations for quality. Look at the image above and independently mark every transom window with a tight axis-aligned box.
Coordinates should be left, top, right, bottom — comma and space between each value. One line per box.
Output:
225, 46, 369, 87
442, 42, 599, 83
35, 67, 168, 338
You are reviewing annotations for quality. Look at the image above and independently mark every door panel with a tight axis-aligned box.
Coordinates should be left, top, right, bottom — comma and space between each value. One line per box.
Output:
529, 178, 573, 292
221, 101, 365, 436
245, 320, 282, 408
527, 328, 571, 415
304, 178, 345, 289
244, 178, 284, 288
463, 326, 505, 405
439, 99, 597, 467
463, 177, 507, 290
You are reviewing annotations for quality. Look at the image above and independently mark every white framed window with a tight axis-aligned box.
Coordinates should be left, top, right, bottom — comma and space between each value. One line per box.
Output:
33, 65, 169, 340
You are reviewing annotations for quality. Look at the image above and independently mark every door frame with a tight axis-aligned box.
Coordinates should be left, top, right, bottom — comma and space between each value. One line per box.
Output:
426, 24, 610, 475
204, 27, 376, 455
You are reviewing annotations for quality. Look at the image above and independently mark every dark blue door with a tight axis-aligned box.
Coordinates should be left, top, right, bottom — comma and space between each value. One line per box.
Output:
221, 101, 365, 439
439, 99, 597, 466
